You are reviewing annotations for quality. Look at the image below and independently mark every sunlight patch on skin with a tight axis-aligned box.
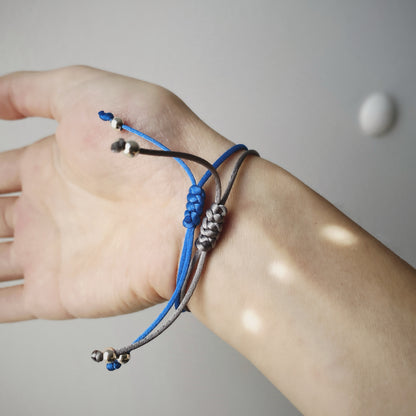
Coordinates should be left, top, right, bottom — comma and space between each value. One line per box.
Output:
0, 237, 13, 243
242, 309, 263, 334
268, 259, 293, 283
320, 224, 358, 247
0, 279, 23, 288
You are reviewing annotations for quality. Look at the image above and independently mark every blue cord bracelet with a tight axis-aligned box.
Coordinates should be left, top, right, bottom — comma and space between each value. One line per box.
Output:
94, 112, 251, 371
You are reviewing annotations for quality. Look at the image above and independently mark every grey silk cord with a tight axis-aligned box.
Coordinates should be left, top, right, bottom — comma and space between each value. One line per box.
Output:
116, 148, 259, 356
116, 251, 206, 355
91, 134, 259, 369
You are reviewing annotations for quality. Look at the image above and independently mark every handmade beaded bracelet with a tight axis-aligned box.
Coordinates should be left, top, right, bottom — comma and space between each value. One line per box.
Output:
91, 111, 258, 371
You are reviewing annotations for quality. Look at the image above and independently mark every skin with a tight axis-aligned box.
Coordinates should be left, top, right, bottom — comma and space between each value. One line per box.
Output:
0, 65, 232, 319
0, 66, 415, 415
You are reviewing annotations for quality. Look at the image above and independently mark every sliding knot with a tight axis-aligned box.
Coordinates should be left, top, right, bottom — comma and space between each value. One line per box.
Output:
195, 203, 227, 251
183, 185, 205, 228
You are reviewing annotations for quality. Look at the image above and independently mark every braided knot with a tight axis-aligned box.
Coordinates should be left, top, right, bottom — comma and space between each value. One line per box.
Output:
183, 185, 206, 228
195, 203, 227, 252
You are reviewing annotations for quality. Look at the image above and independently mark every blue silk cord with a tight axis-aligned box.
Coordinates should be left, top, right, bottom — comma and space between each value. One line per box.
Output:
99, 111, 247, 370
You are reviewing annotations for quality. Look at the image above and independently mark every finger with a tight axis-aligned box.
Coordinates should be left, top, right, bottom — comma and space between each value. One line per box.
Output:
0, 242, 22, 281
0, 285, 34, 322
0, 196, 17, 237
0, 70, 55, 119
0, 66, 96, 120
0, 147, 24, 193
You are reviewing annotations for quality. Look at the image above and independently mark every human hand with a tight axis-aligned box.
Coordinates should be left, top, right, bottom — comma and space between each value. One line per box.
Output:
0, 66, 231, 322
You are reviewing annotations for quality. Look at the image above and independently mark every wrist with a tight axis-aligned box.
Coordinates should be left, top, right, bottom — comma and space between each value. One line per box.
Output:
188, 149, 416, 415
187, 155, 283, 344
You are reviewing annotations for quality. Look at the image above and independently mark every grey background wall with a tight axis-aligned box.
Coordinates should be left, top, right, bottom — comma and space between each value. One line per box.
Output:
1, 1, 415, 415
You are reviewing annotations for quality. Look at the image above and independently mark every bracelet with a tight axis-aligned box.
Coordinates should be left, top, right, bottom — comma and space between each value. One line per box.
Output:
91, 111, 259, 371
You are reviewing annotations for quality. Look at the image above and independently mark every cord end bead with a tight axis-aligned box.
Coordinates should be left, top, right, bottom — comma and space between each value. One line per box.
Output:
117, 353, 130, 364
93, 347, 131, 371
110, 139, 140, 157
91, 350, 103, 362
111, 138, 126, 153
111, 117, 123, 130
124, 141, 140, 157
103, 347, 117, 363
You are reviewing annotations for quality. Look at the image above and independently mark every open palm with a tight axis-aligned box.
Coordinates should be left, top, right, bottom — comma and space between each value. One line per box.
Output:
0, 66, 230, 322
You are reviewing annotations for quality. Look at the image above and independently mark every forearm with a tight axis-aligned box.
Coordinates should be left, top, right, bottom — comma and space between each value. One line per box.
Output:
188, 154, 416, 415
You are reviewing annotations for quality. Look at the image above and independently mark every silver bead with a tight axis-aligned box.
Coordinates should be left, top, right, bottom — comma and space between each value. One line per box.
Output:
111, 117, 123, 130
103, 347, 117, 363
111, 138, 126, 153
117, 353, 130, 364
124, 141, 140, 157
91, 350, 103, 362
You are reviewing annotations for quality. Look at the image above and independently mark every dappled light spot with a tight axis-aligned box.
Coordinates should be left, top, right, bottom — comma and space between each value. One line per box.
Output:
320, 224, 358, 247
0, 237, 13, 243
269, 259, 293, 283
242, 309, 262, 334
0, 278, 23, 288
